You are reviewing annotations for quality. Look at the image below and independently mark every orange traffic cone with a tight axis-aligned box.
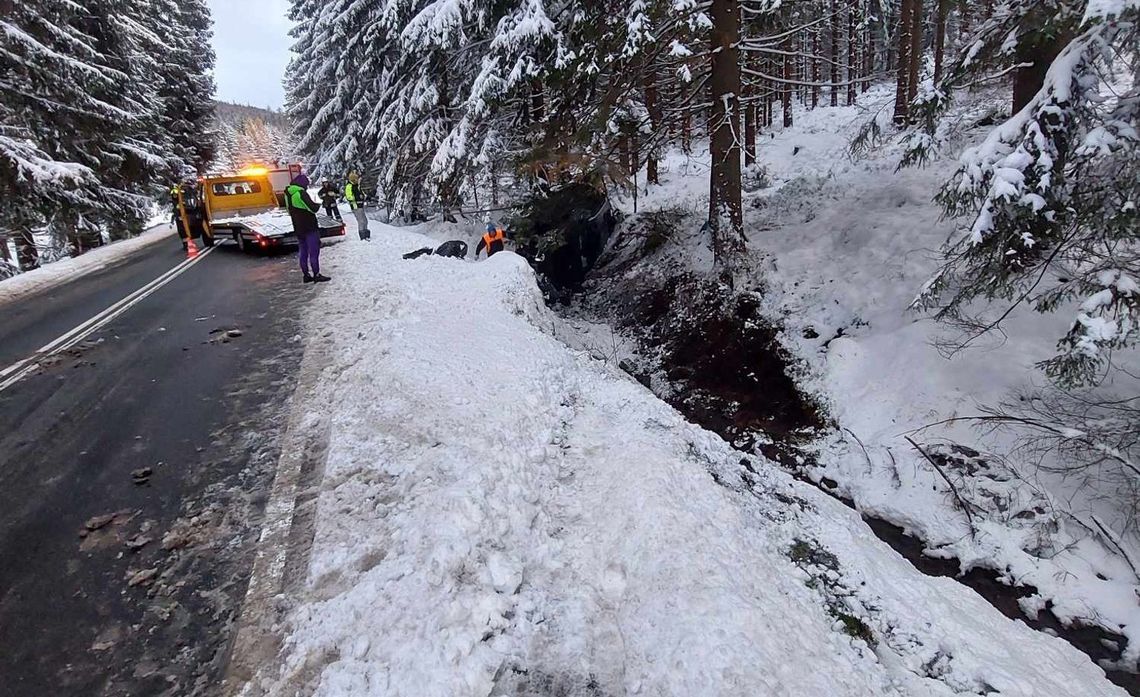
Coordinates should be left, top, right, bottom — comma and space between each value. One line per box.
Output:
186, 235, 199, 259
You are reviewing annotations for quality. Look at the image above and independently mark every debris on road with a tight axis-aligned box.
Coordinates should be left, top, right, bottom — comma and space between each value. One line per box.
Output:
125, 535, 152, 552
126, 567, 158, 587
161, 528, 191, 552
206, 327, 245, 344
82, 509, 132, 534
131, 467, 153, 485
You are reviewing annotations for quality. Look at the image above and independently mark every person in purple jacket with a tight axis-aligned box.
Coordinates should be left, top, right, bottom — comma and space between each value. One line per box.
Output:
285, 174, 331, 284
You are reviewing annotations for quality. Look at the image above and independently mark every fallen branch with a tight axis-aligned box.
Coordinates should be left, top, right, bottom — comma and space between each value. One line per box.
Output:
843, 428, 873, 475
907, 413, 1140, 483
906, 437, 978, 541
1090, 515, 1140, 583
885, 447, 901, 489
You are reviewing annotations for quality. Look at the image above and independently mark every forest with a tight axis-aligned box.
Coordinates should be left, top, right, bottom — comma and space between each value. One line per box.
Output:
288, 0, 1137, 386
0, 0, 215, 272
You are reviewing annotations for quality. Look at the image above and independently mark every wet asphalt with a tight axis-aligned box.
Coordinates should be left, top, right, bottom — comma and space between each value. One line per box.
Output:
0, 234, 313, 696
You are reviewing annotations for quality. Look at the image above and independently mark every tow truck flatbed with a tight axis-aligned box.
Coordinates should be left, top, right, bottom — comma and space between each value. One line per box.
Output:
210, 208, 344, 252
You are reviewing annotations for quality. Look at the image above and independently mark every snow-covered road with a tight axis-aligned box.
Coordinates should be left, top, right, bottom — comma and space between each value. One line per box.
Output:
232, 223, 1127, 696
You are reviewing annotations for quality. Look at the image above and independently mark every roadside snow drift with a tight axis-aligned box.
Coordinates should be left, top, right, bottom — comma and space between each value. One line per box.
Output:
0, 224, 175, 307
242, 225, 1127, 696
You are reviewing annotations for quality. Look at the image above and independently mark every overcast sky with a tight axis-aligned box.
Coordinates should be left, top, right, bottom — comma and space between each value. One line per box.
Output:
207, 0, 293, 110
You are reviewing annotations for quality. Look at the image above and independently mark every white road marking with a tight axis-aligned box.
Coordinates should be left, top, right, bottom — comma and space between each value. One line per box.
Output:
0, 246, 216, 394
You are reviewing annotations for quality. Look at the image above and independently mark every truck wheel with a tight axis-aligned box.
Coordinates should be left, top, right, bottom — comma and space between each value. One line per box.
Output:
235, 231, 248, 253
203, 229, 216, 248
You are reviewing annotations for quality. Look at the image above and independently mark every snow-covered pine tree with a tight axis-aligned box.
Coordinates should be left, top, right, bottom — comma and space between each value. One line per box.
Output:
0, 0, 110, 268
2, 0, 217, 265
214, 120, 240, 172
286, 0, 566, 216
148, 0, 218, 174
909, 1, 1139, 387
79, 0, 175, 240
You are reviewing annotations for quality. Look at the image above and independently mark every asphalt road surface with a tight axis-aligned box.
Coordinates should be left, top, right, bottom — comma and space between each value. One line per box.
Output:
0, 232, 314, 696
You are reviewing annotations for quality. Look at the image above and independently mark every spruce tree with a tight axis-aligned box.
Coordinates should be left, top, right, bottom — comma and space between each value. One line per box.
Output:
0, 0, 108, 267
909, 2, 1140, 386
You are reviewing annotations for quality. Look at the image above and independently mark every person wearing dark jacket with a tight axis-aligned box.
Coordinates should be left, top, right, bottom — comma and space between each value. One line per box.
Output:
285, 174, 330, 283
475, 223, 507, 258
317, 178, 342, 220
402, 240, 468, 260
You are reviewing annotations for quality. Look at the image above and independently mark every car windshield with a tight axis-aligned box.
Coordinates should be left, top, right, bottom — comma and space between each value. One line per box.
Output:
211, 180, 262, 196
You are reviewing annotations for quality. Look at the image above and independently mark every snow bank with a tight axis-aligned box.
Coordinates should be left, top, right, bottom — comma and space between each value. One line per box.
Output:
241, 225, 1126, 696
0, 223, 175, 307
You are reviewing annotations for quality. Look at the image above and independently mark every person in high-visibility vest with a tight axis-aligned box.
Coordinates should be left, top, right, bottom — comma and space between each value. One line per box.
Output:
345, 172, 370, 241
285, 174, 331, 283
476, 223, 507, 258
170, 184, 184, 246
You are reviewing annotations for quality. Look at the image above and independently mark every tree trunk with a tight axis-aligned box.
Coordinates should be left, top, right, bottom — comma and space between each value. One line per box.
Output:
744, 94, 756, 166
812, 26, 821, 108
885, 2, 896, 72
645, 65, 660, 184
1012, 36, 1065, 113
893, 0, 914, 125
847, 1, 858, 105
933, 0, 947, 83
743, 49, 756, 166
0, 235, 11, 264
864, 0, 875, 93
15, 230, 38, 272
531, 80, 545, 123
907, 0, 924, 105
630, 127, 640, 202
830, 0, 840, 106
782, 33, 794, 127
682, 106, 692, 153
708, 0, 745, 273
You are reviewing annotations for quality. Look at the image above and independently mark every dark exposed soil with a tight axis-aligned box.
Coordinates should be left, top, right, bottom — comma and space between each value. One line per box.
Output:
620, 275, 826, 448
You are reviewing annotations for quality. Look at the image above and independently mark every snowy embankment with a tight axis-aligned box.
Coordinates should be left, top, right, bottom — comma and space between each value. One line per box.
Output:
0, 223, 175, 306
242, 225, 1124, 696
591, 82, 1139, 675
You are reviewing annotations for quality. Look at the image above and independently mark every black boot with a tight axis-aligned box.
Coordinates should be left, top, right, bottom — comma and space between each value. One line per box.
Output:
303, 274, 314, 284
312, 274, 331, 283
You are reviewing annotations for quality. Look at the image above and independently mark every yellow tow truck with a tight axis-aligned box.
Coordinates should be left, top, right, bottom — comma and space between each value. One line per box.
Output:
187, 165, 345, 253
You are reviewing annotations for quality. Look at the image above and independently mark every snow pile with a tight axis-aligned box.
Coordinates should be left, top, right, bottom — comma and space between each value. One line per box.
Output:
242, 225, 1126, 696
212, 208, 295, 236
0, 223, 175, 307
